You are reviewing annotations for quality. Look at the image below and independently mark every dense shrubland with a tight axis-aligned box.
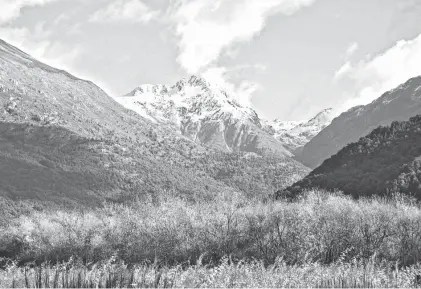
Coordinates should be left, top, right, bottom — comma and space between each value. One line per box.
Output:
1, 191, 421, 268
2, 190, 421, 287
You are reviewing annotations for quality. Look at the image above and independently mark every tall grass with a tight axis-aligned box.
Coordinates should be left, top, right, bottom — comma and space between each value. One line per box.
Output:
1, 256, 421, 288
1, 190, 421, 267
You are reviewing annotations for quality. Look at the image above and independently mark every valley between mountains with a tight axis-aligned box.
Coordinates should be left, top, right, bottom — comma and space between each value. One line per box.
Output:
3, 38, 421, 286
2, 38, 421, 209
0, 39, 313, 209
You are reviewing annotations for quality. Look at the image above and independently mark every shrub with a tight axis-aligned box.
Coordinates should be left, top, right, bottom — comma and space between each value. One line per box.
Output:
1, 190, 421, 267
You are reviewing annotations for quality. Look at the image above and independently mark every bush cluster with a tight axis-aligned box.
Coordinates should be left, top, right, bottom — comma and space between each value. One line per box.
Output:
1, 191, 421, 268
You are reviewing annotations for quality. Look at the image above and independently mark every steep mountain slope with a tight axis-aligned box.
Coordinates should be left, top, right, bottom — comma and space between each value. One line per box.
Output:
117, 77, 293, 157
0, 39, 150, 141
299, 76, 421, 168
0, 39, 232, 205
0, 39, 309, 206
263, 108, 335, 154
278, 114, 421, 200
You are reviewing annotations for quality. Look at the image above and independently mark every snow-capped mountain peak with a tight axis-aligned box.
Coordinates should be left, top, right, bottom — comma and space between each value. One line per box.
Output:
121, 76, 259, 124
117, 76, 292, 157
186, 75, 210, 88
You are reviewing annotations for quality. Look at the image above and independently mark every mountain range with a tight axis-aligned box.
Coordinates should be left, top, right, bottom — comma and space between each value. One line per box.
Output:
279, 76, 421, 200
0, 39, 309, 207
298, 76, 421, 169
2, 36, 421, 206
117, 79, 334, 157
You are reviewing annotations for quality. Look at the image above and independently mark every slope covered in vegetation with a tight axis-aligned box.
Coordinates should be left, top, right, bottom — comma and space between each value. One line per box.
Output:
299, 76, 421, 169
0, 121, 307, 208
0, 39, 309, 207
280, 115, 421, 199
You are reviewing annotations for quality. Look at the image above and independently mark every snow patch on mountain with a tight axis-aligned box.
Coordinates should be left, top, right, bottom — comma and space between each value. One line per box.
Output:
264, 108, 336, 153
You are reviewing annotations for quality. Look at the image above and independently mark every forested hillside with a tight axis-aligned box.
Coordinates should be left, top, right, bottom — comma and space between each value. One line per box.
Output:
279, 115, 421, 199
299, 76, 421, 168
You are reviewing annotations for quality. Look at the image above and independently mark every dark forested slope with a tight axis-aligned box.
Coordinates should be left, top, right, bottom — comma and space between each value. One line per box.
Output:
279, 115, 421, 199
298, 76, 421, 169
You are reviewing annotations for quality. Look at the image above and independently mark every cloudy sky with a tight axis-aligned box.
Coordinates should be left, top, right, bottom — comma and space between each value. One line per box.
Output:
1, 0, 421, 120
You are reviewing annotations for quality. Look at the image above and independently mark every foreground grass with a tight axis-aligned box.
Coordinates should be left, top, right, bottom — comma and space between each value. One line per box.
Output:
1, 256, 421, 288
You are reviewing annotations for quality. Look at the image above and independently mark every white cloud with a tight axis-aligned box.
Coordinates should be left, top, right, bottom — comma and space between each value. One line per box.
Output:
345, 42, 359, 58
171, 0, 317, 74
202, 66, 262, 107
334, 61, 351, 80
1, 25, 117, 95
0, 0, 60, 24
89, 0, 159, 24
0, 25, 83, 72
170, 0, 316, 108
334, 33, 421, 111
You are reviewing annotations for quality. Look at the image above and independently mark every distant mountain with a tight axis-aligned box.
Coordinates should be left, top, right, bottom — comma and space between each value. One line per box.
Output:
263, 108, 335, 154
299, 76, 421, 168
278, 114, 421, 200
0, 39, 309, 206
117, 76, 293, 157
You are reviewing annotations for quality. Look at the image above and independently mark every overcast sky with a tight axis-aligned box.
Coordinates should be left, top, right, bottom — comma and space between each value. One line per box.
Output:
1, 0, 421, 120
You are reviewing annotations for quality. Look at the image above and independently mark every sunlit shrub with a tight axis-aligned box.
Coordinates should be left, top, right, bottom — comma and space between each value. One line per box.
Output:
1, 190, 421, 267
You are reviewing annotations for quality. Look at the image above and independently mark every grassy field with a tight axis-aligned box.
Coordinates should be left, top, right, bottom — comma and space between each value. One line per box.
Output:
1, 256, 421, 288
1, 190, 421, 287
